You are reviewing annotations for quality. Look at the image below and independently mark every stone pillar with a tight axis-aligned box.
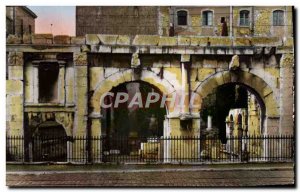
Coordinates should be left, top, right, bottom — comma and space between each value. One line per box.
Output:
90, 113, 102, 163
180, 54, 190, 114
58, 62, 66, 104
207, 115, 212, 131
163, 118, 171, 163
279, 54, 294, 135
264, 117, 280, 158
73, 52, 88, 162
32, 63, 39, 103
7, 52, 24, 161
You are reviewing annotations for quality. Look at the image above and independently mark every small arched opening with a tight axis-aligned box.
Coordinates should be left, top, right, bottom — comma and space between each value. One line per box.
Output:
32, 121, 68, 162
200, 83, 266, 143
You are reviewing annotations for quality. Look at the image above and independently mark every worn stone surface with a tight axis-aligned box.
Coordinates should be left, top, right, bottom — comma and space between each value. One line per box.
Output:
208, 37, 232, 46
86, 34, 100, 45
32, 34, 53, 44
6, 34, 22, 44
71, 36, 86, 44
158, 37, 177, 46
132, 35, 159, 46
53, 35, 71, 44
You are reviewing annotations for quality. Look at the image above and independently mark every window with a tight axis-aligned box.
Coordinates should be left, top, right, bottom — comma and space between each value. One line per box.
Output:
38, 63, 59, 103
29, 25, 32, 34
239, 10, 250, 26
273, 10, 284, 26
202, 11, 213, 26
177, 10, 187, 26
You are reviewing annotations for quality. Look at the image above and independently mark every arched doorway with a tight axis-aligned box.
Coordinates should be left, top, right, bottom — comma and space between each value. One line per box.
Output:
100, 81, 167, 162
200, 82, 266, 142
32, 121, 68, 162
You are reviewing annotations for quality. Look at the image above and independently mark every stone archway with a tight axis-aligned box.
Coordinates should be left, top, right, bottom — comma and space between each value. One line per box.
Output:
32, 121, 68, 162
91, 69, 177, 115
194, 70, 280, 135
89, 69, 177, 137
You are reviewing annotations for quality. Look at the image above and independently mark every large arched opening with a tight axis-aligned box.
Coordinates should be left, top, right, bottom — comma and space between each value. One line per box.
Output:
195, 70, 279, 140
101, 81, 167, 138
100, 81, 168, 161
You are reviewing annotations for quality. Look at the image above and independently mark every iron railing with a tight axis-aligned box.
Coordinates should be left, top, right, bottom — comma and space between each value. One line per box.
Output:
6, 135, 294, 164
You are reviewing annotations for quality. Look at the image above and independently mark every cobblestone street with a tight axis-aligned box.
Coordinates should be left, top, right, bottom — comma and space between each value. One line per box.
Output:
7, 165, 294, 187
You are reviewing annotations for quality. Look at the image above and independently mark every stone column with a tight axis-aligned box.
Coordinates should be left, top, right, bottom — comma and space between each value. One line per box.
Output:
73, 52, 88, 162
207, 115, 212, 131
180, 54, 190, 114
279, 54, 294, 135
278, 53, 294, 159
32, 63, 39, 103
89, 113, 102, 163
58, 62, 66, 104
7, 52, 24, 161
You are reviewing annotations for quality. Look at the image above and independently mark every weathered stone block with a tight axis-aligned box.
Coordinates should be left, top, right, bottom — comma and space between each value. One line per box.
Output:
6, 34, 21, 44
190, 37, 208, 46
71, 36, 86, 44
117, 35, 131, 45
181, 54, 190, 62
178, 36, 191, 46
283, 37, 294, 47
251, 37, 282, 46
32, 34, 53, 44
6, 80, 23, 94
23, 34, 32, 44
99, 45, 112, 53
98, 34, 118, 45
76, 67, 88, 77
74, 52, 88, 66
53, 35, 71, 44
132, 35, 159, 46
158, 37, 177, 46
208, 37, 232, 46
233, 37, 251, 46
112, 46, 130, 53
86, 34, 100, 45
8, 66, 23, 80
198, 68, 215, 81
280, 54, 294, 68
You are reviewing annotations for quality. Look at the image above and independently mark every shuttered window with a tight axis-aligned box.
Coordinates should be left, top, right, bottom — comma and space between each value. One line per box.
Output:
202, 11, 213, 26
273, 10, 284, 26
177, 11, 187, 26
240, 10, 250, 26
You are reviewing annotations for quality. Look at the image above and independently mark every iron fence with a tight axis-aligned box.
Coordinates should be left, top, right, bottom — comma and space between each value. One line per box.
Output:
6, 135, 294, 164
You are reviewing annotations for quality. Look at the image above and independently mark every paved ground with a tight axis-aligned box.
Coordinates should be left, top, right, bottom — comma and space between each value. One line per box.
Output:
7, 163, 295, 187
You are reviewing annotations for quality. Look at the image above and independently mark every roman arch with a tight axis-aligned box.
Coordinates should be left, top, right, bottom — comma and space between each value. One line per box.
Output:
89, 68, 177, 137
194, 70, 280, 135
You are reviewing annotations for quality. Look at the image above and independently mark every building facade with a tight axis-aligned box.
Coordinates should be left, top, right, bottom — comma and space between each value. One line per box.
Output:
6, 6, 37, 36
7, 6, 294, 163
76, 6, 293, 38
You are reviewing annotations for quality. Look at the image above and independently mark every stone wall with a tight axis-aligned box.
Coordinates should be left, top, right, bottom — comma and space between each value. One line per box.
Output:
76, 6, 159, 36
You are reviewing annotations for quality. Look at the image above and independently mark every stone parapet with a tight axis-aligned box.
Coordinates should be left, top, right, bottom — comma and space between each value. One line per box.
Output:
6, 34, 294, 55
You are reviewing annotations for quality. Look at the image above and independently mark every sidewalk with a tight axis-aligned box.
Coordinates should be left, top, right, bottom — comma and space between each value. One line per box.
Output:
7, 163, 295, 187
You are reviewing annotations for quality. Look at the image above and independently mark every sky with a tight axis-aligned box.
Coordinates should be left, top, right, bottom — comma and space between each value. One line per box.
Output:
28, 6, 75, 36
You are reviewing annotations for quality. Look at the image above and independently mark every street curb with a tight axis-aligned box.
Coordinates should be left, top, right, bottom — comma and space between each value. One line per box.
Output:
6, 166, 294, 175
